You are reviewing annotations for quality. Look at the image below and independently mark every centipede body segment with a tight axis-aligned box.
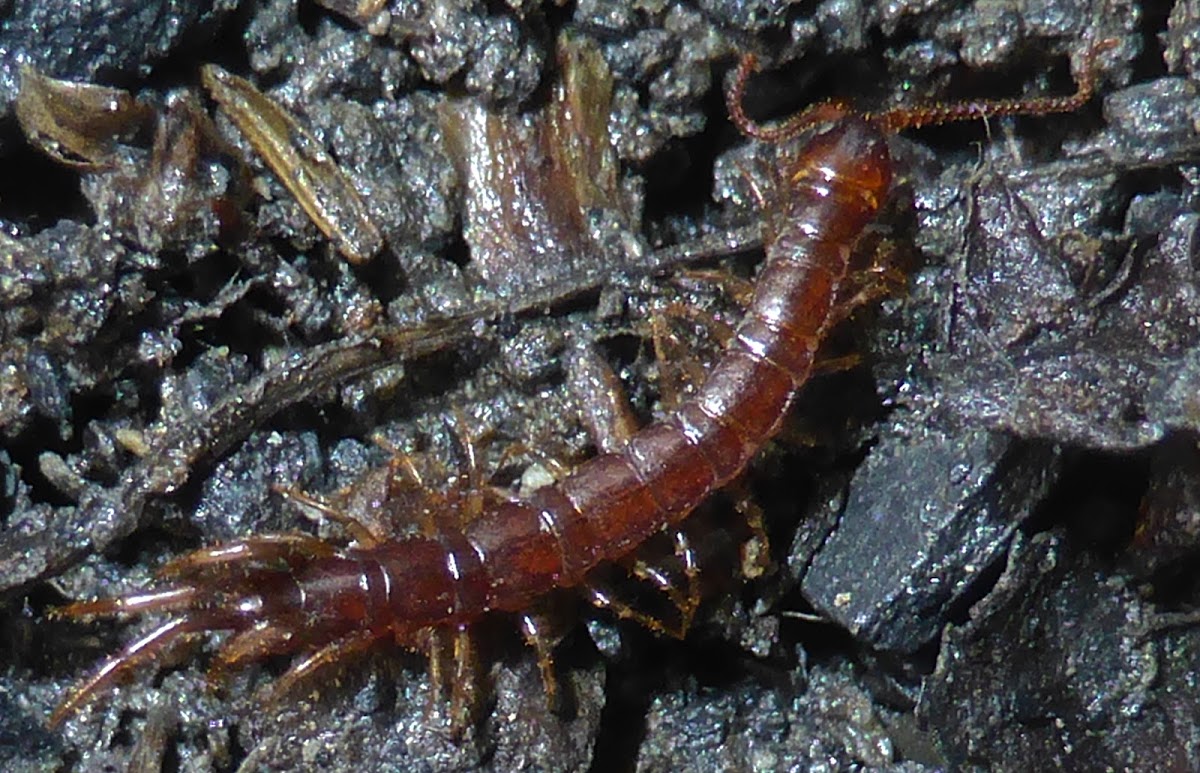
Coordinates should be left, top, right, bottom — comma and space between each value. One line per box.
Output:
49, 40, 1110, 730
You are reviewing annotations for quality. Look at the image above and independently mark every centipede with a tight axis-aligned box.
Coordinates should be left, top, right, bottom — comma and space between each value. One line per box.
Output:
48, 39, 1112, 732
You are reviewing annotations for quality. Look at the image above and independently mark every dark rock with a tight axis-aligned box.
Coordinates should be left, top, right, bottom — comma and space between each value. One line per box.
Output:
920, 530, 1195, 770
799, 421, 1060, 652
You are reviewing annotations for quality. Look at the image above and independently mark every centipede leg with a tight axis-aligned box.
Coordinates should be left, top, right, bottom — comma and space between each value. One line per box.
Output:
448, 625, 480, 735
825, 264, 908, 327
519, 610, 567, 713
650, 309, 724, 406
54, 585, 199, 619
584, 534, 702, 638
565, 343, 642, 457
207, 624, 296, 684
446, 410, 494, 526
805, 260, 907, 377
368, 432, 426, 489
155, 532, 338, 579
50, 614, 223, 727
652, 271, 764, 409
628, 529, 701, 635
584, 582, 686, 638
265, 628, 381, 706
365, 434, 462, 537
426, 626, 448, 701
494, 441, 573, 484
673, 269, 756, 309
729, 485, 772, 579
273, 485, 383, 547
425, 624, 481, 736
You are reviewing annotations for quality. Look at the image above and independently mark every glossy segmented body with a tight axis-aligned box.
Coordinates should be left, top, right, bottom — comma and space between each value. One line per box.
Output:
51, 42, 1107, 727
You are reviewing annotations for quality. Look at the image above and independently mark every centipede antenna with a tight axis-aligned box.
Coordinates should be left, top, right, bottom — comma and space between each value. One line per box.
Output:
729, 38, 1117, 141
867, 37, 1118, 134
727, 54, 853, 143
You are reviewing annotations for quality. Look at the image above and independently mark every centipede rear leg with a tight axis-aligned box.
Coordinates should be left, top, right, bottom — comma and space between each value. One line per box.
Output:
275, 470, 493, 738
206, 623, 299, 683
48, 616, 221, 728
155, 532, 340, 578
